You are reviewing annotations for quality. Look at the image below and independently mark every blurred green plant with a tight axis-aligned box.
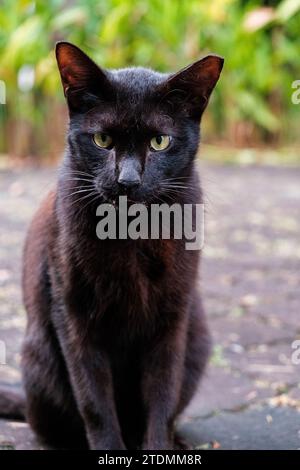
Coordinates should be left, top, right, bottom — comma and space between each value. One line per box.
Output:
0, 0, 300, 159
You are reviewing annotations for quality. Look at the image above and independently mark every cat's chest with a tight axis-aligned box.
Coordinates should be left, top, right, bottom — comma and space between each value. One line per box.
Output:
80, 237, 169, 281
72, 238, 172, 314
98, 242, 167, 304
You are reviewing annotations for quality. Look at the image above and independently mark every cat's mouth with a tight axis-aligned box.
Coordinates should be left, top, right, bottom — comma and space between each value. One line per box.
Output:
99, 181, 177, 206
104, 192, 146, 207
100, 183, 145, 205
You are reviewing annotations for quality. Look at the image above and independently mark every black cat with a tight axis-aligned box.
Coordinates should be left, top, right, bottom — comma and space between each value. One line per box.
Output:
0, 42, 223, 449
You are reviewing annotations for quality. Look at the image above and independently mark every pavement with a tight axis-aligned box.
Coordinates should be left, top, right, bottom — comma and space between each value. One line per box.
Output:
0, 162, 299, 450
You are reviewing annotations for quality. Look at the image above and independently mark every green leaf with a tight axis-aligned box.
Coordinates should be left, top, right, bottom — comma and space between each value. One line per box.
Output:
276, 0, 300, 22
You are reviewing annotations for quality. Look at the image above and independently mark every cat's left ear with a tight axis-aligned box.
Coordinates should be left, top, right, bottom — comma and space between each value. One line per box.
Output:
161, 55, 224, 119
55, 41, 113, 113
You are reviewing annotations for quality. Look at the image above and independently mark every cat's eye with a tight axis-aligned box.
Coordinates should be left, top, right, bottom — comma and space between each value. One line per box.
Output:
93, 133, 113, 149
150, 135, 171, 151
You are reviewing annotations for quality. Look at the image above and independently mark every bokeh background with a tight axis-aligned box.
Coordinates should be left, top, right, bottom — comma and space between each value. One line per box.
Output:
0, 0, 300, 163
0, 0, 300, 450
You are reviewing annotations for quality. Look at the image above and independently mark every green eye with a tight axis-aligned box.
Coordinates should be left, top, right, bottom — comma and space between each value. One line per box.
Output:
150, 135, 171, 151
93, 133, 113, 149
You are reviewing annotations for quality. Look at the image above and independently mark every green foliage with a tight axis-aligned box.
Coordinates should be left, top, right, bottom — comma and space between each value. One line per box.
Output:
0, 0, 300, 157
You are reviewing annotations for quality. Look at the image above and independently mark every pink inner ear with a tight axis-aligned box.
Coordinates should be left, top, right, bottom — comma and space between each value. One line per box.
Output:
57, 45, 90, 87
185, 57, 222, 86
61, 67, 74, 85
60, 64, 95, 96
167, 56, 223, 90
197, 60, 223, 82
56, 43, 108, 93
56, 42, 113, 110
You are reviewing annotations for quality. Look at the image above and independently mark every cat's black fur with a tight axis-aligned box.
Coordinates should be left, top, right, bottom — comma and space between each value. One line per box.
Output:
0, 42, 223, 449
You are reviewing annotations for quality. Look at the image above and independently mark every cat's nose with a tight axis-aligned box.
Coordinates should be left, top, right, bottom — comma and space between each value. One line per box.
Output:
117, 158, 141, 189
118, 176, 141, 189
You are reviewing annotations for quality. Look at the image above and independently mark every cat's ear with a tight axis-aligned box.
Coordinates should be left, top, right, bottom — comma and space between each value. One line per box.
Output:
55, 42, 113, 113
161, 55, 224, 119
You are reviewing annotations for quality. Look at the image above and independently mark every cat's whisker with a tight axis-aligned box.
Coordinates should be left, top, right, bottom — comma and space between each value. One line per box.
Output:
65, 179, 95, 185
62, 170, 94, 177
159, 187, 196, 203
155, 190, 179, 204
62, 188, 96, 201
160, 187, 190, 195
68, 191, 99, 208
64, 185, 96, 191
64, 177, 95, 184
77, 193, 102, 216
161, 176, 191, 181
161, 185, 191, 190
161, 180, 196, 187
161, 182, 188, 187
160, 181, 195, 188
152, 193, 168, 205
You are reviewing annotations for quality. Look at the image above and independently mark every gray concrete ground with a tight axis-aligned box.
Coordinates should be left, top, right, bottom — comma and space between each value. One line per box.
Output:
0, 162, 299, 450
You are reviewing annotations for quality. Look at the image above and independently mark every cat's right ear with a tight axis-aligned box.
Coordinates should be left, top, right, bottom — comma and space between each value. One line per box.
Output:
160, 55, 224, 120
55, 42, 113, 113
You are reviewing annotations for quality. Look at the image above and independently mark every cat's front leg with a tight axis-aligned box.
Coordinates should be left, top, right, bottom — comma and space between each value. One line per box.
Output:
141, 321, 187, 450
72, 350, 125, 450
52, 310, 125, 449
66, 347, 125, 450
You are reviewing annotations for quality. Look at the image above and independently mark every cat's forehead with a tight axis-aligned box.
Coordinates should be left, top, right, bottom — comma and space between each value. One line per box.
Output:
83, 67, 174, 133
84, 104, 174, 134
109, 67, 168, 94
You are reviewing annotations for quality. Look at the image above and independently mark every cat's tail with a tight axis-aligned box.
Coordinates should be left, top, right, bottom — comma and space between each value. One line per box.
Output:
0, 384, 26, 420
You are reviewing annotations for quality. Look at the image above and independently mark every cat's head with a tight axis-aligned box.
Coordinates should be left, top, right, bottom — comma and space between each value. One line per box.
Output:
56, 42, 223, 204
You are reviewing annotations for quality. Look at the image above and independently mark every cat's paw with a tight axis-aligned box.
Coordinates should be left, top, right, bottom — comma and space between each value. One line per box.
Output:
174, 433, 192, 450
